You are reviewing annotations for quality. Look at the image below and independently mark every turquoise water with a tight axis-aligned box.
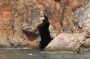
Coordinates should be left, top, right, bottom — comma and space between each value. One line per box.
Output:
0, 48, 90, 59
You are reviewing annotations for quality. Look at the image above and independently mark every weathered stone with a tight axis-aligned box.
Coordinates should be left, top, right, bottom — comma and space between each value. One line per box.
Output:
83, 38, 90, 47
0, 0, 89, 51
46, 0, 87, 38
0, 0, 14, 47
21, 4, 44, 33
0, 0, 44, 48
45, 33, 86, 52
11, 0, 44, 48
0, 37, 11, 47
21, 36, 41, 48
78, 0, 90, 34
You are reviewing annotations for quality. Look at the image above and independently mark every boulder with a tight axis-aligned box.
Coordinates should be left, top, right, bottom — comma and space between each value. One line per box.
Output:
45, 33, 86, 52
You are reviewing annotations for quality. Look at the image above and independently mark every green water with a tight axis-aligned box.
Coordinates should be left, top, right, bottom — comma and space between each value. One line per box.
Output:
0, 48, 90, 59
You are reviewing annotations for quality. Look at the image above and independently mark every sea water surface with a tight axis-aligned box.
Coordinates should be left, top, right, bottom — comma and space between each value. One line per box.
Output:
0, 48, 90, 59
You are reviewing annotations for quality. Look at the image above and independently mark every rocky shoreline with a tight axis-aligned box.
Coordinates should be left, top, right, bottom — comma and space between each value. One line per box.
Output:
0, 0, 90, 53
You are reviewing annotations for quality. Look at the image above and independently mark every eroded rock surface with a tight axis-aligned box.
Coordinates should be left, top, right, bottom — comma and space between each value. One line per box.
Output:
45, 0, 90, 52
47, 0, 87, 38
0, 0, 90, 53
0, 0, 44, 48
45, 33, 86, 52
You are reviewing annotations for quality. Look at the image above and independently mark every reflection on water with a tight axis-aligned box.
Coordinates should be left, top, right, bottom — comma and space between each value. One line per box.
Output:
0, 48, 90, 59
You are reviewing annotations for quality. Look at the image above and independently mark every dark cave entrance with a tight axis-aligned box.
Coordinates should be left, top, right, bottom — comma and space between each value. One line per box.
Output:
38, 16, 52, 50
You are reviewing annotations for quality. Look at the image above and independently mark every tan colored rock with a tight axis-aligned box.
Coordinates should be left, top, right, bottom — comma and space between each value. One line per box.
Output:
0, 0, 43, 48
45, 33, 86, 52
0, 0, 88, 49
10, 0, 44, 48
46, 0, 87, 38
0, 37, 11, 47
84, 38, 90, 47
0, 0, 14, 47
22, 37, 40, 48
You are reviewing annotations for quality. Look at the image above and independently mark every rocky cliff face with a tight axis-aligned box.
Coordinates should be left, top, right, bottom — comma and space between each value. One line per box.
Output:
45, 0, 90, 52
0, 0, 44, 48
0, 0, 90, 53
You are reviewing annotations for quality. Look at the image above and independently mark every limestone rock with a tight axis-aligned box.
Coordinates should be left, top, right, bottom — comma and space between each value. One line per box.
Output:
0, 0, 89, 50
83, 38, 90, 47
0, 0, 43, 48
45, 33, 86, 52
46, 0, 87, 38
0, 37, 11, 47
0, 0, 14, 48
77, 0, 90, 34
21, 4, 44, 34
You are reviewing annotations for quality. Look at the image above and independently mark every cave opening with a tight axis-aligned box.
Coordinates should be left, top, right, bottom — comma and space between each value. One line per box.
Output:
38, 16, 52, 50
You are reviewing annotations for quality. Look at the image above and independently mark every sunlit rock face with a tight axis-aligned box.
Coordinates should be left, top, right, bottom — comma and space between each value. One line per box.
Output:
44, 0, 87, 38
0, 0, 90, 53
77, 0, 90, 48
0, 0, 14, 47
45, 0, 90, 52
84, 38, 90, 47
0, 0, 44, 48
45, 33, 86, 52
77, 0, 90, 34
